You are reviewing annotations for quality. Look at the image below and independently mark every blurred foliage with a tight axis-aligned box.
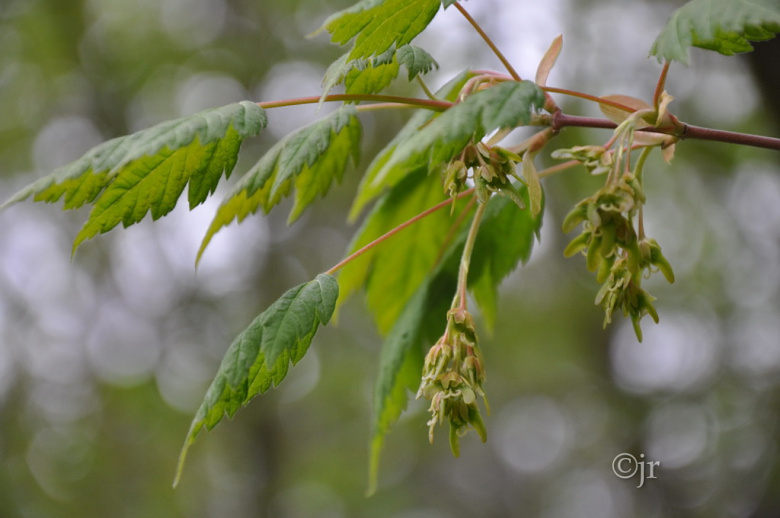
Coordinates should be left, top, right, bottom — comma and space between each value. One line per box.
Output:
0, 0, 779, 517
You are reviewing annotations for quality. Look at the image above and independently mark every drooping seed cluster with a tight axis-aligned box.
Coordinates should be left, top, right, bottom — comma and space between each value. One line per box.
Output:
417, 307, 488, 456
558, 145, 675, 341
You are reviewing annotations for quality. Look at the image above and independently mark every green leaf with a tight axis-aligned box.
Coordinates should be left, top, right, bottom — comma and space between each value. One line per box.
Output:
198, 106, 361, 263
371, 81, 544, 198
348, 71, 472, 220
175, 273, 339, 486
1, 102, 267, 253
325, 0, 441, 59
367, 218, 464, 494
368, 282, 428, 495
469, 192, 542, 328
650, 0, 780, 64
338, 169, 465, 335
396, 45, 439, 81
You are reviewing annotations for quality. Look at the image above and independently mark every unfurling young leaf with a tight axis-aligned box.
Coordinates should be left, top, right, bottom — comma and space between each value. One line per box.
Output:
650, 0, 780, 65
345, 53, 401, 95
396, 45, 439, 80
321, 45, 437, 100
198, 106, 361, 263
1, 102, 267, 254
321, 48, 399, 101
535, 34, 563, 87
175, 273, 339, 486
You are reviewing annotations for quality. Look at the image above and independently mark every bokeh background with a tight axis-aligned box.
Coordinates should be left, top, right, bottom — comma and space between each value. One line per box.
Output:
1, 0, 779, 516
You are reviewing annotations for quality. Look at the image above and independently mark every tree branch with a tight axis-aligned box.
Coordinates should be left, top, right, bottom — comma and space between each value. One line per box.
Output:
552, 111, 780, 151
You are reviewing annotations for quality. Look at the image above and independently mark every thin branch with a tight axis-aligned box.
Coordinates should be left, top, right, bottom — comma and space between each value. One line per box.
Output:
453, 200, 488, 310
551, 112, 618, 131
416, 76, 438, 100
325, 188, 475, 276
551, 112, 780, 151
258, 94, 452, 112
356, 103, 420, 113
453, 3, 522, 82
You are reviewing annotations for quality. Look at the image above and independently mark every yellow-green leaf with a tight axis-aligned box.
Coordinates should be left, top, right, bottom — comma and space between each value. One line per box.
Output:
339, 169, 465, 335
1, 102, 267, 254
198, 106, 361, 263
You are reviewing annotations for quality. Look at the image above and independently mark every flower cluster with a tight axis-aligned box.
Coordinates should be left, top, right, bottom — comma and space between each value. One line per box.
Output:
416, 308, 488, 456
442, 142, 527, 208
562, 171, 674, 341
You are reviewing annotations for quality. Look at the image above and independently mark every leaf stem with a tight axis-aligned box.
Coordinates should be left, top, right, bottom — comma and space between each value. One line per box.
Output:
258, 94, 452, 112
416, 76, 438, 100
453, 200, 488, 310
542, 86, 637, 113
453, 3, 522, 82
325, 188, 475, 276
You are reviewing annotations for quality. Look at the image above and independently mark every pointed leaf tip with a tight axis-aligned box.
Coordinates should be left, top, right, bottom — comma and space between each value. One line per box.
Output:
535, 34, 563, 87
4, 102, 267, 255
175, 273, 339, 483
